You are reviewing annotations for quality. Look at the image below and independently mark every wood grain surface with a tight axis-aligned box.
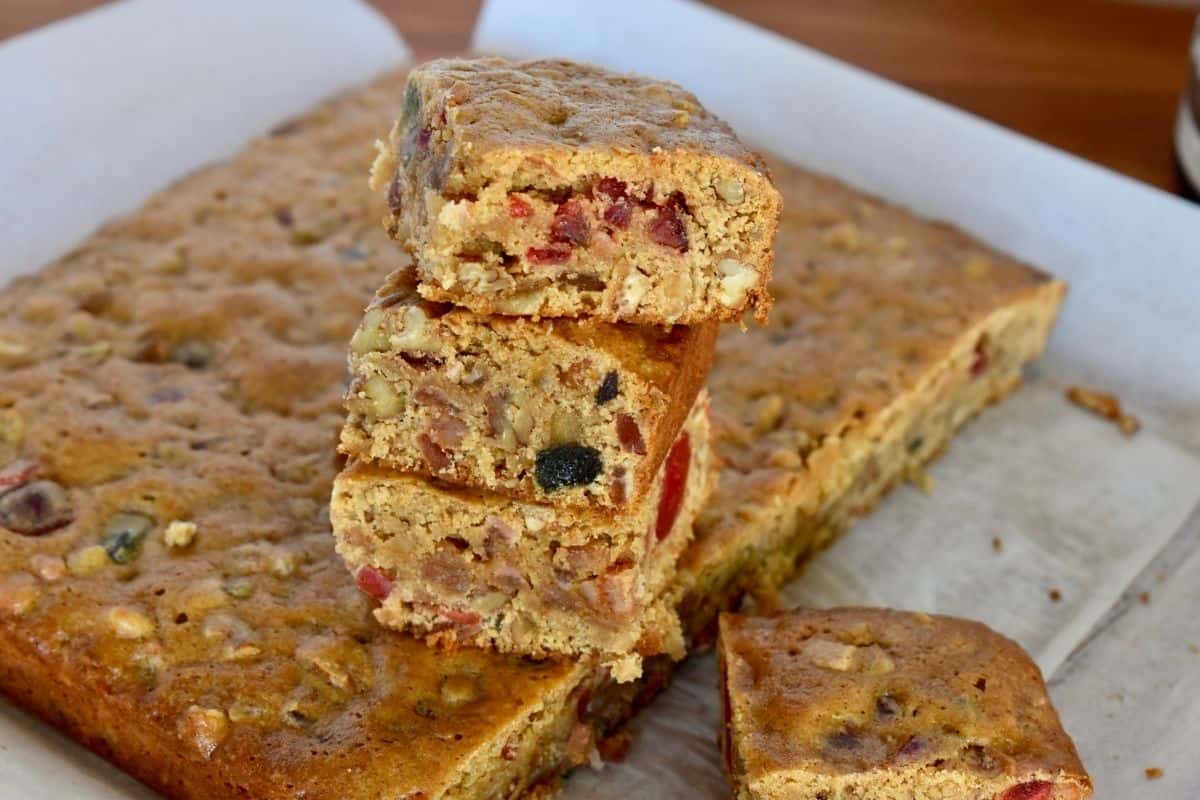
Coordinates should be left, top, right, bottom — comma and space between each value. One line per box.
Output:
2, 0, 1195, 193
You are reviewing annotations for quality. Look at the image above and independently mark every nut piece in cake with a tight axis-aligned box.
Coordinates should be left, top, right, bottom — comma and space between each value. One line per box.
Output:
341, 266, 717, 509
718, 608, 1092, 800
332, 393, 713, 680
369, 57, 782, 325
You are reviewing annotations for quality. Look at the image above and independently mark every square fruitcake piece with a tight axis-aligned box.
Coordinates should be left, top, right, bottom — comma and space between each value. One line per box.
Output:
340, 265, 717, 509
332, 392, 712, 681
718, 609, 1093, 800
369, 57, 782, 325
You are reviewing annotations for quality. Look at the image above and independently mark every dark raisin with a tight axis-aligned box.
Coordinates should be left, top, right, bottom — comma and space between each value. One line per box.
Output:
0, 480, 73, 536
595, 372, 619, 405
274, 207, 294, 228
102, 511, 155, 564
535, 444, 603, 492
171, 340, 212, 369
875, 694, 902, 720
906, 436, 924, 454
827, 730, 860, 751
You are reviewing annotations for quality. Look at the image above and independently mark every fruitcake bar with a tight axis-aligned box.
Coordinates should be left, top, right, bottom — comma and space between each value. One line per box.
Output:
332, 393, 712, 679
340, 265, 717, 509
718, 609, 1093, 800
370, 57, 782, 325
0, 72, 1062, 800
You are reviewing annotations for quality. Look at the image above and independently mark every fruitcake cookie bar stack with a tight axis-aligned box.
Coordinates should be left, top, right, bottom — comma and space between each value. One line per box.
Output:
332, 57, 783, 679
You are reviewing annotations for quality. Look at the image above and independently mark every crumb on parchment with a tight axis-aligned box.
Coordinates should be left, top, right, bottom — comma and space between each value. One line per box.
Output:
1145, 767, 1163, 780
1065, 386, 1140, 436
1048, 588, 1062, 603
991, 536, 1003, 553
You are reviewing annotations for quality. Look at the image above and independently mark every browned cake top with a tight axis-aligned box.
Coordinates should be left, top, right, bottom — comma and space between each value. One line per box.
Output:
720, 609, 1089, 785
405, 56, 766, 170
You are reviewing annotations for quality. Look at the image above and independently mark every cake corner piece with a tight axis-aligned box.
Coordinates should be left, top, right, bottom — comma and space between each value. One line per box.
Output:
718, 608, 1093, 800
373, 56, 782, 325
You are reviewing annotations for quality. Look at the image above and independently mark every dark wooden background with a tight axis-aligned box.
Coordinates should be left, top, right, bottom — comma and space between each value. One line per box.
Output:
4, 0, 1195, 194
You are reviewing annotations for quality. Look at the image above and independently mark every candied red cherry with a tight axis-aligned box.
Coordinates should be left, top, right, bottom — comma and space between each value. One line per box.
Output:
648, 196, 688, 252
596, 177, 627, 200
550, 199, 590, 247
507, 194, 533, 218
526, 245, 572, 265
999, 781, 1053, 800
355, 565, 393, 601
0, 459, 38, 491
439, 606, 482, 626
603, 199, 632, 230
654, 433, 690, 541
616, 413, 646, 455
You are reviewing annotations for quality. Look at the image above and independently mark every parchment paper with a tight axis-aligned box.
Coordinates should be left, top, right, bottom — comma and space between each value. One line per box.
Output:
2, 1, 1198, 798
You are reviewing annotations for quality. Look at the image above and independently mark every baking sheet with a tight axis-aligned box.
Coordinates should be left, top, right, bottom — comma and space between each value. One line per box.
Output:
1, 0, 1198, 798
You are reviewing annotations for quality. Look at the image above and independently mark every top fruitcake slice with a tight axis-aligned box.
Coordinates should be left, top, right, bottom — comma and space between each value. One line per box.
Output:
718, 608, 1093, 800
369, 57, 782, 325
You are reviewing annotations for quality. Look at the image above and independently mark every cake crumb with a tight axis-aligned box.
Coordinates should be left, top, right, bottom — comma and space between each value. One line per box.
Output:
1048, 588, 1062, 602
991, 536, 1004, 553
164, 520, 197, 548
1065, 386, 1140, 436
1139, 591, 1150, 605
1187, 644, 1198, 655
1145, 767, 1163, 780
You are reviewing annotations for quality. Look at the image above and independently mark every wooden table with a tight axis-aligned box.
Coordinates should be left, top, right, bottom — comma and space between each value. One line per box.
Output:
4, 0, 1195, 194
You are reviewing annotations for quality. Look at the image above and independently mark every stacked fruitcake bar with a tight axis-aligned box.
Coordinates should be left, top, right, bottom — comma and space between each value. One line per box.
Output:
333, 57, 782, 678
0, 69, 1062, 800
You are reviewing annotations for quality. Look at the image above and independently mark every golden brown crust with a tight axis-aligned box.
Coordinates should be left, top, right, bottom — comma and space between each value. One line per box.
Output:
718, 609, 1092, 800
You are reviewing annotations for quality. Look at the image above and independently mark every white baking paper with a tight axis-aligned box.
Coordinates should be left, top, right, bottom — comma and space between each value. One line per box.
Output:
2, 0, 1199, 798
473, 2, 1200, 798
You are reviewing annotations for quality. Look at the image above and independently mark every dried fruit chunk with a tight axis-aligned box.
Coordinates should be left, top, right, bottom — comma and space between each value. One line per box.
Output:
647, 197, 688, 252
0, 480, 73, 536
103, 511, 155, 564
550, 199, 590, 247
616, 414, 646, 455
654, 433, 690, 541
526, 245, 572, 265
507, 194, 533, 218
1000, 782, 1053, 800
534, 444, 603, 492
355, 565, 393, 601
595, 371, 619, 405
